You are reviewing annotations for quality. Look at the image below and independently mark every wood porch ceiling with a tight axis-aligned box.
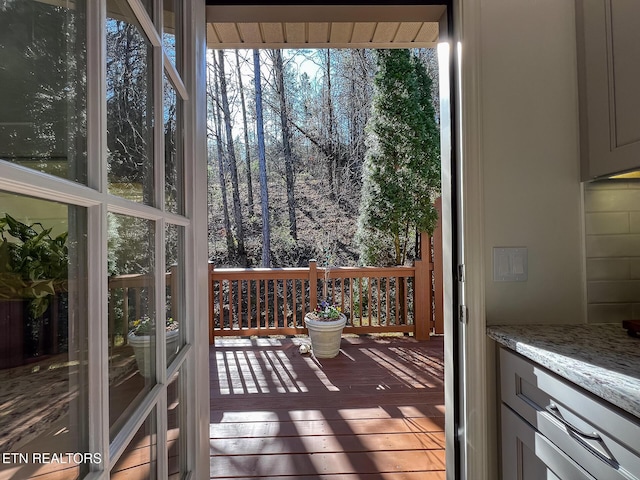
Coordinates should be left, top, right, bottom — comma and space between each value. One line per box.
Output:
210, 335, 445, 479
206, 5, 445, 49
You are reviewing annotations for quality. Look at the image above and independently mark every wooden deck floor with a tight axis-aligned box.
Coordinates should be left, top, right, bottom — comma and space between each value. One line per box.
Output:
210, 335, 445, 479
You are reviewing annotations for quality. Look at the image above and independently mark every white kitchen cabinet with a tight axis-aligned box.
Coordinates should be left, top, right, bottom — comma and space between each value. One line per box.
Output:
501, 404, 594, 479
576, 0, 640, 180
499, 347, 640, 479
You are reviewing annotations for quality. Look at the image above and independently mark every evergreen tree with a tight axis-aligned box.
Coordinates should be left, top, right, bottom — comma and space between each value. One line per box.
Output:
356, 49, 440, 266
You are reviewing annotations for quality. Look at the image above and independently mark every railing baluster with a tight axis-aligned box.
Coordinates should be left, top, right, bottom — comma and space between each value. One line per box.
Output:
247, 279, 253, 330
403, 276, 409, 326
284, 279, 289, 328
292, 279, 298, 328
257, 280, 262, 329
359, 278, 364, 327
218, 279, 223, 330
233, 279, 238, 330
385, 277, 390, 325
309, 260, 317, 310
348, 278, 354, 326
367, 276, 372, 326
238, 279, 243, 330
395, 277, 400, 326
265, 279, 270, 329
230, 280, 235, 330
274, 279, 279, 329
377, 277, 382, 327
206, 262, 427, 339
208, 265, 215, 343
123, 287, 130, 328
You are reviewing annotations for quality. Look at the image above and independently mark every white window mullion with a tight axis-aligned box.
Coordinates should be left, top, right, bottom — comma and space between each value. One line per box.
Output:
155, 219, 167, 374
156, 390, 169, 480
0, 162, 103, 207
127, 0, 162, 47
87, 0, 110, 476
88, 0, 107, 194
165, 54, 190, 100
155, 0, 169, 474
154, 11, 165, 211
182, 0, 210, 477
154, 0, 169, 472
88, 204, 110, 477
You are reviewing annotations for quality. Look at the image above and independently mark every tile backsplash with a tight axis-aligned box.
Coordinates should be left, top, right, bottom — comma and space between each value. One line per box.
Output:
585, 180, 640, 323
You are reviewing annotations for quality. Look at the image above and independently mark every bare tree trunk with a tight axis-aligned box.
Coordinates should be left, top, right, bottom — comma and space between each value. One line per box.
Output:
274, 49, 297, 240
324, 50, 336, 200
349, 49, 364, 185
253, 49, 271, 267
209, 56, 234, 255
217, 50, 246, 266
235, 50, 255, 217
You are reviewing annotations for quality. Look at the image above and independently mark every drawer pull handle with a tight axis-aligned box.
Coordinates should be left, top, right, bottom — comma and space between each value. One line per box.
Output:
545, 404, 619, 468
545, 403, 601, 440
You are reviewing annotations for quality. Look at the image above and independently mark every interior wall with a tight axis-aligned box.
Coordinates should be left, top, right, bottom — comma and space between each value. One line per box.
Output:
480, 0, 585, 326
0, 192, 68, 236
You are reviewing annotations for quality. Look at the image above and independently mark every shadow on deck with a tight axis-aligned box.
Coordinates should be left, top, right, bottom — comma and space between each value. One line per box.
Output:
210, 335, 446, 479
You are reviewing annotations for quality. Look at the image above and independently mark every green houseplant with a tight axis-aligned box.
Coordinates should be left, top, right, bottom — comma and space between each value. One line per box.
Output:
0, 214, 68, 317
0, 213, 68, 367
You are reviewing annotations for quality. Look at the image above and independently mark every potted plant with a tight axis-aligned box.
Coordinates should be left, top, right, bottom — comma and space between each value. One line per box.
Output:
127, 315, 179, 377
304, 301, 347, 358
0, 214, 68, 367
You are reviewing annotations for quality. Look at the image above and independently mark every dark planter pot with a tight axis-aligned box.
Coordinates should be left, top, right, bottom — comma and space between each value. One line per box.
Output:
0, 300, 25, 369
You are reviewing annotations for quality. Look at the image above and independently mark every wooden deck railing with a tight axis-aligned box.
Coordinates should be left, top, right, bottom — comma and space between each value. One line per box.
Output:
105, 197, 444, 345
209, 217, 443, 342
107, 267, 180, 348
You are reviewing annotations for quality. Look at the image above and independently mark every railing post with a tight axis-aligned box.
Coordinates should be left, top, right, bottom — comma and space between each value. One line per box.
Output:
169, 265, 178, 321
209, 263, 215, 345
309, 259, 318, 312
433, 197, 444, 334
414, 232, 432, 341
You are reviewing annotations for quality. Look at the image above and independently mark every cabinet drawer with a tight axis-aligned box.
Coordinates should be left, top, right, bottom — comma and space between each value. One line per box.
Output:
500, 347, 640, 480
501, 404, 595, 480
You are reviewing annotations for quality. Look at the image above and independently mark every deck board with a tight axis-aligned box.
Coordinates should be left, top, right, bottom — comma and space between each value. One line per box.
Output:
210, 335, 445, 479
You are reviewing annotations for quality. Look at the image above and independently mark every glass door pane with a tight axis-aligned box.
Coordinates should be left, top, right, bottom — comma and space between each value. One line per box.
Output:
165, 224, 185, 365
164, 75, 184, 214
108, 213, 155, 440
0, 193, 91, 478
162, 0, 181, 71
107, 1, 155, 205
167, 372, 185, 479
0, 1, 87, 184
110, 408, 157, 479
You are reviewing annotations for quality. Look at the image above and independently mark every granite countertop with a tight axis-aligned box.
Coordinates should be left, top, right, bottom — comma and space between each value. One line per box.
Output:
487, 323, 640, 419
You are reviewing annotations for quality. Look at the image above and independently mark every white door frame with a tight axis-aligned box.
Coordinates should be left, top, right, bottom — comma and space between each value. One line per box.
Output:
452, 0, 490, 478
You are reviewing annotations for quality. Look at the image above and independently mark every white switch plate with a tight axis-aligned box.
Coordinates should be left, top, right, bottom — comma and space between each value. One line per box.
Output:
493, 247, 528, 282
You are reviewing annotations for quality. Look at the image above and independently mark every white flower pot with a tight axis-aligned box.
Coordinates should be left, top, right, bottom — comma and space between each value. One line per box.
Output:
128, 329, 180, 378
304, 313, 346, 358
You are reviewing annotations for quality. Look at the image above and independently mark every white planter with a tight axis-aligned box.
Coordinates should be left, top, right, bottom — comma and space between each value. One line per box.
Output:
304, 313, 347, 358
128, 329, 180, 378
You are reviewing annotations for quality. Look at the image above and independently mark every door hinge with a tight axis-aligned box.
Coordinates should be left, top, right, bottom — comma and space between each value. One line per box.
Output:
457, 264, 466, 282
459, 305, 468, 324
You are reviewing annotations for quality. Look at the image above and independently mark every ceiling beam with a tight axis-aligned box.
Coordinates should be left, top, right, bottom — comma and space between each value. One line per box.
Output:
206, 5, 446, 23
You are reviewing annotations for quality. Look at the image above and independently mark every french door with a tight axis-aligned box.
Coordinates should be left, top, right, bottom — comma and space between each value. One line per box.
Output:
0, 1, 208, 478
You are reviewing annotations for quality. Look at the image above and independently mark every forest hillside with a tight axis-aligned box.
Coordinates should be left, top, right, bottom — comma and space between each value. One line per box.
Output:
207, 48, 439, 268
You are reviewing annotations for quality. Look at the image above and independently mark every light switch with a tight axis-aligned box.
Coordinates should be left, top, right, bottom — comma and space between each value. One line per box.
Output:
493, 247, 528, 282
